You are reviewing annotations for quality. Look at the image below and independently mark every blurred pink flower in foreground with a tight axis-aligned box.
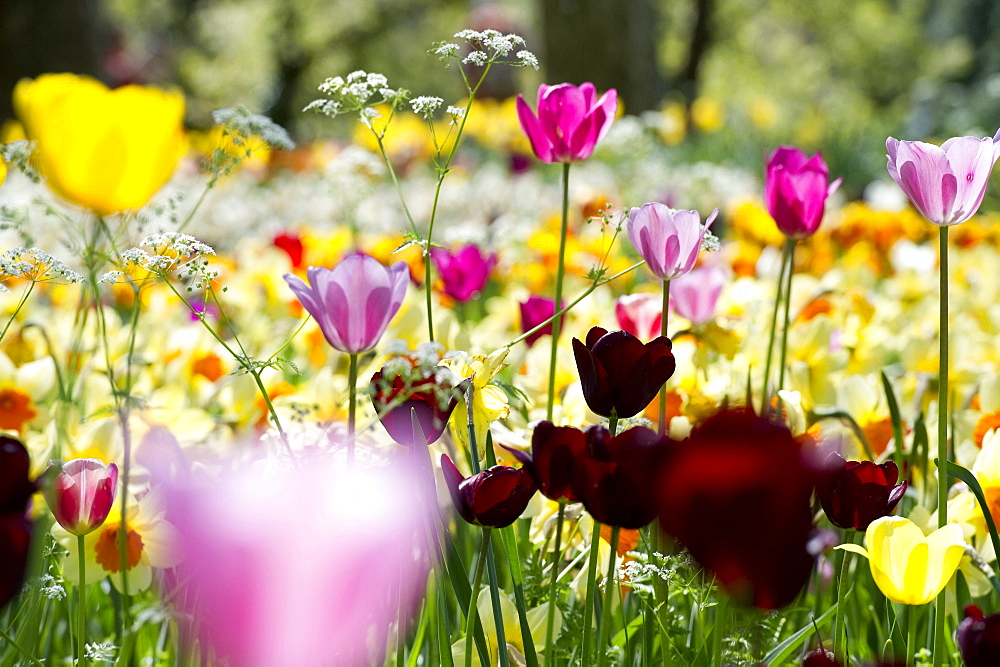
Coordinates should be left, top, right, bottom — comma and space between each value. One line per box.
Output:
516, 82, 617, 163
163, 452, 432, 666
886, 131, 1000, 226
670, 265, 727, 326
430, 244, 496, 302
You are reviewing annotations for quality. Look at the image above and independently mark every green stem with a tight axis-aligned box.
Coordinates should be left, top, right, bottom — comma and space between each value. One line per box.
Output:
907, 604, 917, 667
485, 533, 510, 667
596, 526, 621, 667
658, 279, 670, 436
547, 162, 572, 422
833, 531, 856, 654
608, 412, 619, 438
934, 225, 949, 667
761, 240, 790, 413
0, 280, 34, 344
777, 239, 796, 396
544, 502, 566, 664
464, 530, 492, 667
348, 352, 358, 464
78, 533, 86, 666
582, 519, 603, 666
0, 623, 44, 666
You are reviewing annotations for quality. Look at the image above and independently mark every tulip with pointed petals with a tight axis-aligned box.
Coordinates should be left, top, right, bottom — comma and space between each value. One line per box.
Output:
627, 204, 719, 282
431, 245, 496, 303
886, 131, 1000, 226
0, 435, 34, 609
572, 327, 675, 419
516, 82, 618, 164
505, 421, 587, 502
574, 425, 669, 529
441, 455, 537, 528
957, 604, 1000, 667
371, 362, 462, 447
519, 296, 563, 347
657, 409, 817, 609
815, 452, 907, 532
284, 254, 408, 354
764, 147, 841, 238
43, 459, 118, 536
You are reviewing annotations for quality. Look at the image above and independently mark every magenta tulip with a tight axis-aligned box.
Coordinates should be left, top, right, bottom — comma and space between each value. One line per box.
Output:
284, 254, 408, 354
627, 204, 719, 281
614, 293, 662, 342
430, 244, 496, 302
886, 131, 1000, 226
516, 82, 618, 163
670, 265, 726, 325
43, 458, 118, 536
519, 295, 563, 347
764, 147, 841, 238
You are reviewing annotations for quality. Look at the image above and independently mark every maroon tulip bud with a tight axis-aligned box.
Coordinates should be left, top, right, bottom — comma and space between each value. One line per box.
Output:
572, 327, 675, 419
802, 648, 842, 666
0, 435, 34, 610
441, 455, 537, 528
657, 409, 817, 609
371, 361, 462, 447
815, 452, 907, 531
505, 421, 587, 502
958, 604, 1000, 667
574, 425, 669, 529
0, 435, 35, 514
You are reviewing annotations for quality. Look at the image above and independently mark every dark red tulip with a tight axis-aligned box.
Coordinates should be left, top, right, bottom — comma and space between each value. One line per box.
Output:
572, 327, 675, 419
657, 409, 817, 609
0, 435, 34, 609
574, 425, 669, 529
958, 604, 1000, 667
371, 363, 462, 446
802, 648, 842, 666
505, 421, 587, 502
519, 296, 563, 347
815, 452, 907, 531
441, 455, 537, 528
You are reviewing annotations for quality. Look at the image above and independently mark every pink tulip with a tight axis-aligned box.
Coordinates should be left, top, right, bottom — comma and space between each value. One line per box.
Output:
430, 244, 496, 302
519, 295, 563, 347
764, 147, 841, 238
516, 82, 618, 163
43, 459, 118, 536
626, 203, 719, 281
163, 452, 432, 666
614, 293, 663, 342
670, 265, 727, 325
886, 131, 1000, 226
284, 254, 408, 354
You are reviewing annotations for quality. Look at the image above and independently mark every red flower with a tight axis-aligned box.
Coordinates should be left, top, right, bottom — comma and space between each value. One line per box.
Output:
505, 421, 587, 502
0, 435, 34, 610
371, 363, 462, 447
958, 604, 1000, 667
273, 232, 304, 268
572, 327, 675, 418
815, 452, 907, 531
441, 455, 537, 528
574, 425, 668, 529
657, 409, 817, 609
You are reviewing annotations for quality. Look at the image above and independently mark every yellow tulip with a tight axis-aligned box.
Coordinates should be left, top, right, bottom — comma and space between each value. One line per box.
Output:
13, 73, 185, 215
838, 516, 966, 605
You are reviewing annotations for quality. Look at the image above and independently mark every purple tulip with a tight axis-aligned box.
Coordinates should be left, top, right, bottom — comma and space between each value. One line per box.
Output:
886, 131, 1000, 226
430, 245, 496, 303
764, 147, 841, 238
614, 293, 662, 342
519, 296, 563, 347
958, 604, 1000, 667
163, 452, 432, 666
516, 82, 618, 163
670, 265, 726, 325
284, 254, 408, 354
627, 203, 719, 282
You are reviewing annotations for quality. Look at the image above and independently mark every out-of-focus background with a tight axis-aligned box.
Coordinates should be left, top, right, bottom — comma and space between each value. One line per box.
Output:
3, 0, 1000, 193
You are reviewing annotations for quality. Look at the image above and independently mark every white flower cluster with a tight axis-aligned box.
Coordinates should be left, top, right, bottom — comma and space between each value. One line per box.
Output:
701, 229, 721, 252
305, 70, 409, 127
0, 140, 39, 182
410, 96, 444, 119
85, 641, 118, 662
0, 247, 83, 284
446, 105, 467, 120
452, 29, 538, 70
38, 573, 66, 601
212, 107, 295, 151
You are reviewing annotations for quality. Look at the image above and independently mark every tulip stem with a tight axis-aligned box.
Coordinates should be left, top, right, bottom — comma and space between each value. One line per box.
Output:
464, 529, 492, 667
907, 604, 917, 667
485, 531, 510, 667
544, 501, 566, 664
934, 225, 949, 667
596, 526, 621, 667
608, 412, 619, 437
761, 240, 791, 414
833, 531, 857, 654
658, 279, 670, 436
582, 519, 603, 666
77, 534, 86, 667
547, 162, 572, 422
777, 239, 796, 398
348, 352, 358, 464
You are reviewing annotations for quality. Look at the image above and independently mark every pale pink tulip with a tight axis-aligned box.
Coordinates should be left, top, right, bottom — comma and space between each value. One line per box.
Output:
627, 204, 718, 281
670, 265, 727, 325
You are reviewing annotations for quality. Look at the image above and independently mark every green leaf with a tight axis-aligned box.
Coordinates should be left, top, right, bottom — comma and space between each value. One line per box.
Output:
762, 602, 841, 664
881, 370, 905, 473
936, 458, 1000, 579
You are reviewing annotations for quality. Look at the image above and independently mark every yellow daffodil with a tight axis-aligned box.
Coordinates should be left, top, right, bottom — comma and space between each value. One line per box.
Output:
451, 587, 561, 666
441, 348, 510, 456
838, 516, 966, 605
13, 73, 186, 215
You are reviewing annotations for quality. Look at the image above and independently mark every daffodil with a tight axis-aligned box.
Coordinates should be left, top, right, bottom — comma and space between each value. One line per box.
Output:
451, 587, 561, 666
837, 516, 966, 605
13, 73, 186, 215
441, 348, 510, 456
